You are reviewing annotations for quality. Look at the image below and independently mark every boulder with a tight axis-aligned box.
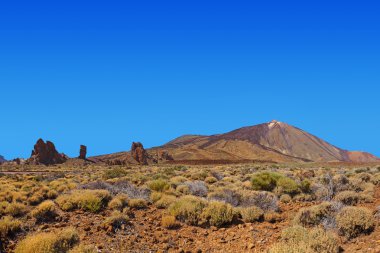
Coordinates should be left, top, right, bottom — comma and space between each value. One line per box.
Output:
27, 139, 67, 165
131, 142, 148, 165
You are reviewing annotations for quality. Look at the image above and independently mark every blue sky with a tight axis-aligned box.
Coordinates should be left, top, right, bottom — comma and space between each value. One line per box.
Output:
0, 0, 379, 159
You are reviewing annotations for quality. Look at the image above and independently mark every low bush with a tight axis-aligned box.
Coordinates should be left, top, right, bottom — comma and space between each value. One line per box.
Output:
293, 202, 335, 227
161, 215, 179, 229
275, 177, 300, 196
204, 176, 217, 184
240, 191, 279, 212
0, 216, 21, 238
155, 194, 176, 209
184, 181, 208, 197
200, 201, 235, 227
31, 200, 58, 222
103, 168, 128, 179
4, 202, 28, 217
56, 190, 111, 213
103, 211, 129, 231
239, 206, 264, 222
336, 206, 375, 239
280, 194, 292, 203
168, 195, 207, 225
148, 179, 170, 192
128, 198, 147, 209
14, 227, 79, 253
269, 226, 339, 253
334, 191, 359, 205
108, 194, 128, 210
251, 172, 283, 191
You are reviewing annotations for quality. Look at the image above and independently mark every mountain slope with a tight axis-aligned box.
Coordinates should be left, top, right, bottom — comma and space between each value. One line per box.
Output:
94, 120, 379, 164
158, 120, 378, 163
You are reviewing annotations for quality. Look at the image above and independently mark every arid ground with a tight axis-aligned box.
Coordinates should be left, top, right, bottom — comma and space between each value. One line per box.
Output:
1, 162, 380, 253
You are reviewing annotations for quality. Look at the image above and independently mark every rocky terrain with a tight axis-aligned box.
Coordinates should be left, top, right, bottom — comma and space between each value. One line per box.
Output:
1, 163, 380, 253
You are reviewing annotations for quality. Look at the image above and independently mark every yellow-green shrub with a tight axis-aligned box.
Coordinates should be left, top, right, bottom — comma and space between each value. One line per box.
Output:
31, 200, 58, 222
14, 227, 79, 253
200, 201, 235, 227
0, 216, 21, 238
336, 206, 375, 239
56, 190, 111, 213
239, 206, 264, 222
168, 195, 206, 225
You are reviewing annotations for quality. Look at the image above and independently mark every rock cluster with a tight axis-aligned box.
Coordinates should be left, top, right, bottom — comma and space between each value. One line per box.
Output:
156, 150, 174, 162
131, 142, 148, 165
79, 145, 87, 160
27, 139, 67, 165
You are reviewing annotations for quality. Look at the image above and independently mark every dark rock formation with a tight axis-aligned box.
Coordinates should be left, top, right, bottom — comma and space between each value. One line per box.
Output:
156, 150, 174, 162
27, 139, 68, 165
0, 155, 6, 164
79, 145, 87, 160
131, 142, 148, 165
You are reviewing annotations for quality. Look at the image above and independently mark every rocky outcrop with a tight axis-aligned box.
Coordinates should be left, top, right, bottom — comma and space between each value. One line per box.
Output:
27, 139, 68, 165
131, 142, 148, 165
0, 155, 6, 164
79, 145, 87, 160
156, 150, 174, 162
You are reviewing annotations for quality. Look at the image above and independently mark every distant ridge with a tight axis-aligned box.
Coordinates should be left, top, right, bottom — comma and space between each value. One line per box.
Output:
94, 120, 379, 164
0, 155, 6, 164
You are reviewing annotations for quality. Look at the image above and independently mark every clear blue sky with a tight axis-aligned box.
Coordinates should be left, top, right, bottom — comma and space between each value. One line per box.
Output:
0, 0, 379, 159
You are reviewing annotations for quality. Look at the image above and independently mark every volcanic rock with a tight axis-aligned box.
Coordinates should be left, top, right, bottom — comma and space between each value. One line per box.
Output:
0, 155, 6, 164
131, 142, 148, 165
27, 139, 68, 165
79, 145, 87, 160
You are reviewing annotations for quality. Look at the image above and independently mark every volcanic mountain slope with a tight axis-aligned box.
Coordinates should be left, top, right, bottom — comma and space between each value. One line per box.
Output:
94, 120, 379, 164
155, 120, 379, 163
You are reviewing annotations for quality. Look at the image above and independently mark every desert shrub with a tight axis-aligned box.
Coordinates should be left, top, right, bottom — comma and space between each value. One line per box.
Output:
251, 172, 283, 191
204, 176, 217, 184
161, 215, 179, 229
5, 202, 28, 217
336, 206, 375, 239
240, 191, 279, 211
176, 184, 190, 195
200, 201, 235, 227
264, 212, 283, 223
68, 244, 97, 253
239, 206, 264, 222
155, 194, 176, 209
333, 175, 350, 192
269, 226, 339, 253
56, 190, 111, 213
293, 202, 335, 227
275, 177, 300, 196
31, 200, 58, 222
148, 179, 170, 192
208, 188, 240, 207
108, 194, 128, 210
168, 195, 207, 225
103, 168, 128, 179
293, 193, 313, 202
46, 190, 59, 199
280, 194, 292, 203
0, 216, 21, 238
170, 176, 188, 186
113, 180, 150, 200
184, 181, 208, 197
103, 211, 129, 231
28, 192, 45, 205
14, 227, 79, 253
311, 183, 330, 201
334, 191, 359, 205
128, 198, 147, 209
356, 172, 372, 182
299, 180, 311, 193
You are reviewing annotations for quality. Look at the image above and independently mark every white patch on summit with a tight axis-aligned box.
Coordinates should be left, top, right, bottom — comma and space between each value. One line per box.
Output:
268, 120, 282, 128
